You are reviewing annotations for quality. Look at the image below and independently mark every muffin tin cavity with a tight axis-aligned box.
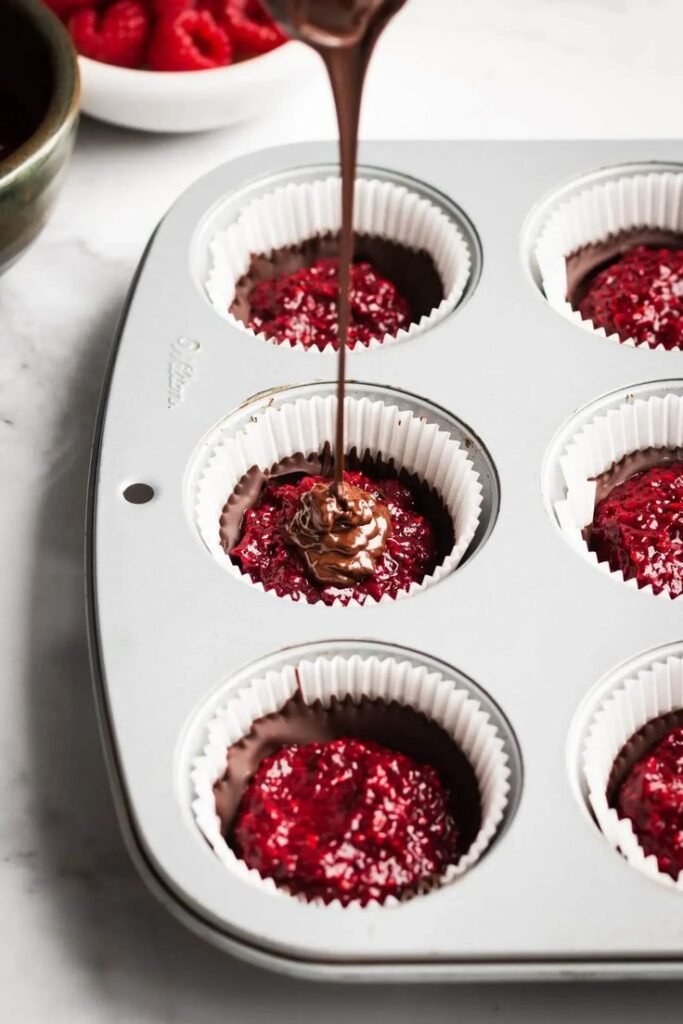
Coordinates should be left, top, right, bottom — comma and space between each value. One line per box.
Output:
568, 641, 683, 891
523, 161, 683, 350
543, 379, 683, 598
191, 164, 481, 352
187, 381, 499, 605
182, 640, 521, 907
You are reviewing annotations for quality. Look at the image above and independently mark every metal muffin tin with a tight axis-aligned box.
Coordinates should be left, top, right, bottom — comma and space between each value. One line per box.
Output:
87, 141, 683, 981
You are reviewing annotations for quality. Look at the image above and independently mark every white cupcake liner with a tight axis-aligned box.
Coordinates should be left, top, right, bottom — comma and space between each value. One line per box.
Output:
191, 652, 512, 908
535, 169, 683, 350
553, 391, 683, 598
193, 393, 483, 605
206, 176, 471, 352
583, 652, 683, 891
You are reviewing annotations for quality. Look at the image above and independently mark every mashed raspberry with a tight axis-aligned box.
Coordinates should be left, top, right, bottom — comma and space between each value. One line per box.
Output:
247, 257, 411, 350
231, 737, 461, 905
616, 726, 683, 880
578, 245, 683, 350
589, 462, 683, 598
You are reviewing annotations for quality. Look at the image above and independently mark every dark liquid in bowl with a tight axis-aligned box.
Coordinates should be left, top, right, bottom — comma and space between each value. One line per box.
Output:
0, 6, 54, 163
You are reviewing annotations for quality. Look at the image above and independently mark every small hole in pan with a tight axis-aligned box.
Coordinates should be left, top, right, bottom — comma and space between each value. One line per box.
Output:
122, 483, 155, 504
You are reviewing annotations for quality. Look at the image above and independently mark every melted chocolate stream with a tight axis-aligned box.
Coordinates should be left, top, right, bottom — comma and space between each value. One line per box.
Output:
263, 0, 407, 492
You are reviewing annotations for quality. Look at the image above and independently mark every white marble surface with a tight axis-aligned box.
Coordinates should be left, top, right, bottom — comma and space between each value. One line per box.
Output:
4, 0, 683, 1019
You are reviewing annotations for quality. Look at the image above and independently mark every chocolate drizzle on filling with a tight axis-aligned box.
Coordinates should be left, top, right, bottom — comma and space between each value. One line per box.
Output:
261, 0, 408, 494
284, 477, 391, 586
219, 445, 454, 578
242, 0, 409, 574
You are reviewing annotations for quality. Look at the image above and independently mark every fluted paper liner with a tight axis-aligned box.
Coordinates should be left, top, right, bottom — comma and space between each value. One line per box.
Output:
583, 652, 683, 891
535, 169, 683, 350
206, 176, 471, 352
190, 653, 511, 908
553, 390, 683, 598
193, 393, 482, 604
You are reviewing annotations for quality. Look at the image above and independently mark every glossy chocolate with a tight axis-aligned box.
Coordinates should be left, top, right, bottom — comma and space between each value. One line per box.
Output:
219, 446, 453, 558
285, 477, 391, 586
225, 457, 452, 604
263, 0, 407, 490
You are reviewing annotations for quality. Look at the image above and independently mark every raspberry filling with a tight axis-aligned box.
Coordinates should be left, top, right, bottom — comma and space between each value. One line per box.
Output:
577, 245, 683, 350
589, 462, 683, 598
615, 726, 683, 881
246, 256, 412, 350
230, 737, 462, 905
229, 469, 448, 604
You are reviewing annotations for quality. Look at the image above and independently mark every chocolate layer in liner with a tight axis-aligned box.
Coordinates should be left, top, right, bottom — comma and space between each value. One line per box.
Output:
582, 447, 683, 544
566, 228, 683, 309
219, 444, 455, 560
213, 694, 483, 865
606, 709, 683, 808
229, 232, 444, 329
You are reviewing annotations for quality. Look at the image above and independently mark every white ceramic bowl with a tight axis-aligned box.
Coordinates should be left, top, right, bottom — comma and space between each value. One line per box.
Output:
78, 39, 312, 132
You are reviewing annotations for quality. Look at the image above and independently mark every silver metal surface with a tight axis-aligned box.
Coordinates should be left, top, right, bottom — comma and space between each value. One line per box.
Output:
88, 141, 683, 980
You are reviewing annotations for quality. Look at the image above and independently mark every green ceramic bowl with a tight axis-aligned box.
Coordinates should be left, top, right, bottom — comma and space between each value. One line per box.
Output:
0, 0, 80, 274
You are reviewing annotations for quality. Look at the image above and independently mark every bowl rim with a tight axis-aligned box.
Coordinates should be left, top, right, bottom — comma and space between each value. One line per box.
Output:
0, 0, 80, 187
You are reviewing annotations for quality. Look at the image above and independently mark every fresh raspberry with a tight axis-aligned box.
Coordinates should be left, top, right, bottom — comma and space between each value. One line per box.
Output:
69, 1, 150, 68
148, 9, 232, 70
150, 0, 194, 17
44, 0, 99, 19
223, 0, 287, 55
